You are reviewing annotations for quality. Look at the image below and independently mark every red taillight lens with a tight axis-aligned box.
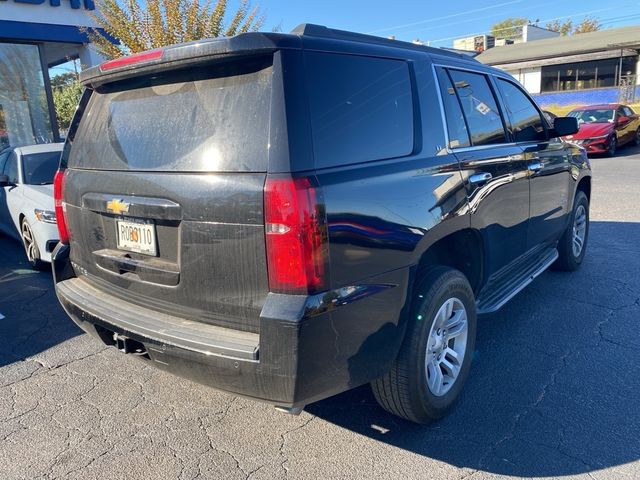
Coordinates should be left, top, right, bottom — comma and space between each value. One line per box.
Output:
100, 49, 164, 72
264, 177, 329, 295
53, 169, 69, 244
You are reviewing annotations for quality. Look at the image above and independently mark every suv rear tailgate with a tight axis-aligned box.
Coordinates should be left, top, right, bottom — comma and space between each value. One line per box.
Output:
63, 55, 273, 333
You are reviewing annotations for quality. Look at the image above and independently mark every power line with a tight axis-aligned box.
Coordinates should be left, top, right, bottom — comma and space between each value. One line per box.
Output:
422, 6, 640, 46
366, 0, 524, 34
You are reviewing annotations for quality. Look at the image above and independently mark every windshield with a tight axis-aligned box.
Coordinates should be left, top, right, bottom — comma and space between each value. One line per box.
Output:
22, 151, 61, 185
568, 109, 615, 124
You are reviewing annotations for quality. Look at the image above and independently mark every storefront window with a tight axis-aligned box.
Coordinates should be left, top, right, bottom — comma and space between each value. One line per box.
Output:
540, 56, 638, 93
0, 43, 54, 150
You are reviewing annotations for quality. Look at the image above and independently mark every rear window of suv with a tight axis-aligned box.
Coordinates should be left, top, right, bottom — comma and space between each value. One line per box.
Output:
305, 52, 414, 168
68, 56, 272, 172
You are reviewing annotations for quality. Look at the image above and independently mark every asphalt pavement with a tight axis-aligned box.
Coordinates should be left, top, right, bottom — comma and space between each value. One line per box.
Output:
1, 146, 639, 480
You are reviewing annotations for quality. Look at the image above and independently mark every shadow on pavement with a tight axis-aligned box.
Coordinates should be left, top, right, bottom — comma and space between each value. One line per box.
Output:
307, 220, 640, 477
0, 235, 81, 367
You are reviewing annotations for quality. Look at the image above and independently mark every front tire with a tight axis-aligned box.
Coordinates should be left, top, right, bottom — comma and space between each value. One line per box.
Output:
554, 191, 589, 271
606, 136, 617, 157
371, 267, 477, 424
20, 218, 45, 271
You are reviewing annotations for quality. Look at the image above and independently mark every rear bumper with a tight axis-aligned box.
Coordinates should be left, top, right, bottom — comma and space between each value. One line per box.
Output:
53, 244, 410, 407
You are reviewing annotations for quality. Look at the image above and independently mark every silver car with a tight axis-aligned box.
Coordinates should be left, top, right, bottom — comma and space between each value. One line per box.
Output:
0, 143, 63, 269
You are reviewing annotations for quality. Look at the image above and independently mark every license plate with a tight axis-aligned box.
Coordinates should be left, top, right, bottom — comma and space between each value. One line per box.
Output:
116, 219, 157, 256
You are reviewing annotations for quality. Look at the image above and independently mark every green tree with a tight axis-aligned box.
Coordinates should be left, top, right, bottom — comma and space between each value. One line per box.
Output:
52, 80, 83, 132
573, 16, 601, 34
50, 71, 78, 89
490, 17, 528, 40
86, 0, 266, 59
546, 19, 573, 36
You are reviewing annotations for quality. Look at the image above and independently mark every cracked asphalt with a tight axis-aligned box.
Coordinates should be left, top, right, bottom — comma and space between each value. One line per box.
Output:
1, 147, 639, 480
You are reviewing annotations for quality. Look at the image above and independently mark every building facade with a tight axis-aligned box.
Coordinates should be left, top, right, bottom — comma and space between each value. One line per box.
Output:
0, 0, 103, 149
476, 26, 640, 108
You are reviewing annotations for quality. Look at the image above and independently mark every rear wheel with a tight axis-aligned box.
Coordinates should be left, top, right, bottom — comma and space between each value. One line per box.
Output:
606, 136, 617, 157
20, 218, 45, 271
634, 128, 640, 147
554, 191, 589, 271
371, 267, 476, 424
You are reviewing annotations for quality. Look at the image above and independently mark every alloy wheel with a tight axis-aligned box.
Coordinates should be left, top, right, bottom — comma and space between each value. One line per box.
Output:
425, 297, 468, 397
21, 221, 38, 262
572, 204, 587, 258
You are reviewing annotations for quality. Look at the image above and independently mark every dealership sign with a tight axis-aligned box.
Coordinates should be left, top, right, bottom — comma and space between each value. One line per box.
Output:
0, 0, 95, 10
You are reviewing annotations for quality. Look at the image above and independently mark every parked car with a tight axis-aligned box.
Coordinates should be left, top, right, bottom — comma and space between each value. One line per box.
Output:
565, 103, 640, 156
52, 24, 589, 424
0, 143, 63, 269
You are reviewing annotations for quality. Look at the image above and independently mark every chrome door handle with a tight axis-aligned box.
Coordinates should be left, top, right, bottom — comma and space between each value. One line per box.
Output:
528, 162, 543, 172
469, 172, 493, 184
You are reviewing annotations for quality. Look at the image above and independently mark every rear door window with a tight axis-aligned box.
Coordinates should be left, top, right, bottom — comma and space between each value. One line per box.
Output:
68, 57, 273, 172
436, 68, 471, 149
447, 69, 507, 146
305, 52, 414, 168
496, 78, 546, 142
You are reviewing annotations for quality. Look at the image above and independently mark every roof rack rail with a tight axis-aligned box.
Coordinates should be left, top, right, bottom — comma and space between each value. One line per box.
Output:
289, 23, 477, 61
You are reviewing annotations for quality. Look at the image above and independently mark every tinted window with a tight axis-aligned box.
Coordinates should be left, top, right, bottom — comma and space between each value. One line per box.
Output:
3, 152, 19, 183
305, 52, 413, 168
69, 58, 272, 172
497, 79, 546, 142
22, 151, 60, 185
436, 68, 470, 149
623, 106, 634, 116
448, 70, 506, 146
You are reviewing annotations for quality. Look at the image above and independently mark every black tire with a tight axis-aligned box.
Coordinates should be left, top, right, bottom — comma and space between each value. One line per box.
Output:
634, 129, 640, 147
20, 218, 46, 271
553, 191, 589, 271
606, 136, 617, 157
371, 266, 477, 424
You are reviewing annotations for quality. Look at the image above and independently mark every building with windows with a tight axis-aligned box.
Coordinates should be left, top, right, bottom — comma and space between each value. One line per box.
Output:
476, 26, 640, 107
0, 0, 104, 149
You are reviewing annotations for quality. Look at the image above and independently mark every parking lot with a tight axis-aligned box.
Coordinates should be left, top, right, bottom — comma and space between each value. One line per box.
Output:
1, 148, 639, 480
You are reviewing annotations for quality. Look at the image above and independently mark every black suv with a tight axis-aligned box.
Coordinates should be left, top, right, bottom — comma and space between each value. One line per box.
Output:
52, 24, 590, 424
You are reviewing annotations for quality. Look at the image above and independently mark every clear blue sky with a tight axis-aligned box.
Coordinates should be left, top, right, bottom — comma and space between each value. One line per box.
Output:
260, 0, 640, 46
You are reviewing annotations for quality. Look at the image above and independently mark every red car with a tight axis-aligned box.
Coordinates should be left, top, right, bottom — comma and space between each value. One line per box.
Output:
564, 104, 640, 156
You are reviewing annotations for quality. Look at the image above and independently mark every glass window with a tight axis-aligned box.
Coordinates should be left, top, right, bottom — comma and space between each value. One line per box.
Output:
447, 69, 507, 146
21, 151, 60, 185
305, 52, 413, 168
69, 57, 273, 172
497, 79, 546, 142
623, 106, 635, 116
0, 43, 54, 149
3, 152, 19, 184
568, 108, 615, 124
436, 68, 470, 149
540, 57, 638, 92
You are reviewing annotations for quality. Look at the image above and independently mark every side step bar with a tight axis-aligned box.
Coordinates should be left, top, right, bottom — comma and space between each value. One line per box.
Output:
476, 247, 559, 315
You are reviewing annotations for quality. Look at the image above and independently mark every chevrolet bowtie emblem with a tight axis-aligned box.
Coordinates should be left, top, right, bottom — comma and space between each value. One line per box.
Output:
106, 198, 130, 215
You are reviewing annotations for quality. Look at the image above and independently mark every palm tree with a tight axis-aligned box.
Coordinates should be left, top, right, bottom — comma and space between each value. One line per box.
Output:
87, 0, 266, 59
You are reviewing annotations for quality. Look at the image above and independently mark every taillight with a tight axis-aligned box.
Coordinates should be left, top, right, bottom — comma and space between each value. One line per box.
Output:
264, 177, 329, 295
53, 169, 69, 244
100, 49, 164, 72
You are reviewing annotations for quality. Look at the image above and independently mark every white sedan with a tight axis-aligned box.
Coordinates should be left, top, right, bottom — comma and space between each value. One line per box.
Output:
0, 143, 64, 269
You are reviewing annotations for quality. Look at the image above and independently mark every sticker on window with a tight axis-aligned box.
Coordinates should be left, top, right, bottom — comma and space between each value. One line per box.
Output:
476, 102, 491, 115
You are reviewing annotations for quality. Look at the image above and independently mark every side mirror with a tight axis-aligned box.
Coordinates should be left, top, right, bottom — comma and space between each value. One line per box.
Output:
549, 117, 579, 138
0, 174, 11, 187
617, 115, 631, 126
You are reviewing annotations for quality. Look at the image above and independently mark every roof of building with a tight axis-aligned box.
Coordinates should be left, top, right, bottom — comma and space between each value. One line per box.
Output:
476, 25, 640, 66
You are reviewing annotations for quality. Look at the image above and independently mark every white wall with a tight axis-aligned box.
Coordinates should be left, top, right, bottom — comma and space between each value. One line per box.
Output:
522, 25, 560, 42
0, 1, 97, 28
506, 67, 542, 94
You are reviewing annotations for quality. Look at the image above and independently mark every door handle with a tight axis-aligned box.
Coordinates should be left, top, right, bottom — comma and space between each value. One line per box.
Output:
528, 162, 543, 172
469, 172, 493, 184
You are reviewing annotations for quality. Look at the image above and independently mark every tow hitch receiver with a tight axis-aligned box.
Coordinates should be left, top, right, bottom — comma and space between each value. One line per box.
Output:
112, 332, 148, 356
